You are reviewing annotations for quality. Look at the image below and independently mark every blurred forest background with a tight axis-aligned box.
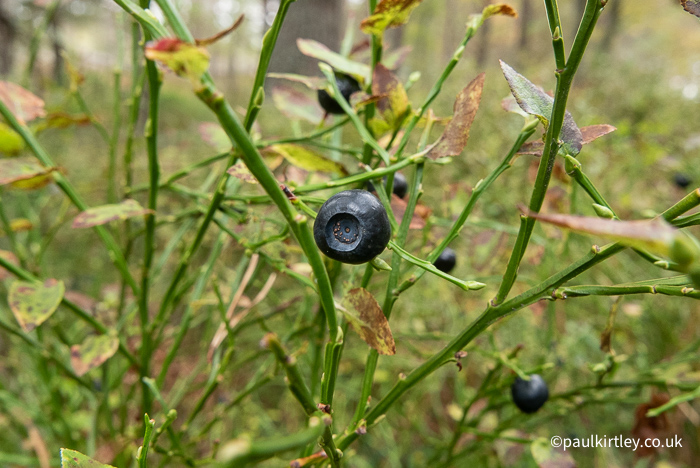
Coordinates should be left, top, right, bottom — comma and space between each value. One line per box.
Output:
2, 0, 700, 467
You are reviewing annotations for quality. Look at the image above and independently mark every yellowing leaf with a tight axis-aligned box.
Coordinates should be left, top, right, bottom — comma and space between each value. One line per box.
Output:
369, 64, 411, 134
70, 334, 119, 377
0, 81, 46, 125
145, 38, 210, 84
0, 122, 25, 154
9, 279, 65, 332
482, 4, 518, 20
297, 39, 370, 82
60, 448, 116, 468
72, 199, 154, 229
0, 218, 33, 235
427, 73, 484, 159
341, 288, 395, 355
361, 0, 425, 37
0, 158, 56, 186
265, 143, 346, 175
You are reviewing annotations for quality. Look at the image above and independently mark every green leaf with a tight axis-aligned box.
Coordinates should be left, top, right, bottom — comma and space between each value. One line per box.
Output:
530, 438, 575, 468
198, 122, 231, 152
72, 199, 154, 229
368, 64, 411, 134
0, 121, 25, 154
361, 0, 425, 37
144, 38, 210, 84
341, 288, 396, 355
265, 143, 346, 175
0, 158, 56, 186
60, 448, 116, 468
8, 279, 65, 332
426, 73, 485, 159
0, 81, 46, 125
70, 334, 120, 377
500, 60, 583, 156
296, 39, 370, 83
271, 86, 324, 123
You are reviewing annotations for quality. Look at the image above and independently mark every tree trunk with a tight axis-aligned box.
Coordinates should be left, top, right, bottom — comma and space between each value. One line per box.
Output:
267, 0, 344, 76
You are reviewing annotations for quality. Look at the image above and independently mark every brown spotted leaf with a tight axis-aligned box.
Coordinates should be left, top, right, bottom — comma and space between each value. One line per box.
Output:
527, 211, 700, 266
0, 250, 19, 280
341, 288, 395, 355
144, 38, 210, 84
681, 0, 700, 18
60, 448, 116, 468
370, 64, 411, 133
500, 60, 582, 156
426, 73, 484, 160
361, 0, 425, 37
0, 158, 56, 186
297, 39, 370, 82
0, 81, 46, 125
72, 200, 154, 229
70, 334, 119, 377
226, 162, 258, 184
271, 86, 324, 123
9, 279, 65, 332
530, 438, 576, 468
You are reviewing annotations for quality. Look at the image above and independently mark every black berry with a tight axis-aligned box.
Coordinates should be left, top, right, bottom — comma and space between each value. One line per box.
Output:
317, 74, 361, 115
511, 374, 549, 414
673, 173, 692, 189
313, 190, 391, 264
433, 247, 457, 273
367, 172, 408, 199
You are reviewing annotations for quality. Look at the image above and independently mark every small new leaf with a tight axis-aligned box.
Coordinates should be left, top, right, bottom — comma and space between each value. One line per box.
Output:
9, 279, 65, 332
60, 448, 116, 468
145, 38, 210, 84
500, 60, 583, 156
72, 200, 154, 229
361, 0, 425, 37
70, 334, 120, 377
341, 288, 396, 355
426, 73, 485, 159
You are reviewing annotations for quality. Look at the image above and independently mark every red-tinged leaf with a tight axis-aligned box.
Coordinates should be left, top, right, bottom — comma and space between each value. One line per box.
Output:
0, 121, 25, 154
681, 0, 700, 18
530, 438, 576, 468
361, 0, 425, 37
72, 199, 154, 229
527, 211, 700, 265
370, 64, 411, 133
70, 334, 119, 377
226, 162, 258, 184
271, 86, 324, 123
0, 81, 46, 125
265, 143, 346, 175
144, 38, 210, 84
390, 194, 429, 229
426, 73, 485, 160
0, 158, 56, 186
297, 39, 370, 82
198, 122, 231, 152
9, 279, 65, 332
60, 448, 116, 468
341, 288, 396, 355
0, 250, 19, 281
267, 73, 326, 90
500, 60, 583, 156
581, 124, 616, 144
